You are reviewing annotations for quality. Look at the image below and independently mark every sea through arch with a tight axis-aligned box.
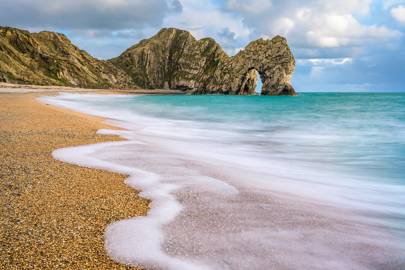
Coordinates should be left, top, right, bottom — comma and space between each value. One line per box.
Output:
255, 69, 263, 94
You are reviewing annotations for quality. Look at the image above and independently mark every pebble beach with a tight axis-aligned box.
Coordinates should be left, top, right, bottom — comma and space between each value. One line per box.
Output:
0, 91, 149, 269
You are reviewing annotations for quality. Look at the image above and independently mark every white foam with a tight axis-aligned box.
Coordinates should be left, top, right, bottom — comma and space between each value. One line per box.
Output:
53, 141, 211, 270
39, 93, 405, 270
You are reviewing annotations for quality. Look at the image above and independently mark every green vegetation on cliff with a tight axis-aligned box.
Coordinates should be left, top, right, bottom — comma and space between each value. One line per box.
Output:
0, 27, 133, 88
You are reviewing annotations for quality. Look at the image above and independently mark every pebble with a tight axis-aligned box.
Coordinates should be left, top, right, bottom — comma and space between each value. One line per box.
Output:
0, 92, 149, 269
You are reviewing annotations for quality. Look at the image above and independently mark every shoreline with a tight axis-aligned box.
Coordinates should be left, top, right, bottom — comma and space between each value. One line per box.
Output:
2, 89, 404, 269
41, 95, 208, 269
0, 82, 186, 95
42, 92, 405, 269
0, 91, 148, 269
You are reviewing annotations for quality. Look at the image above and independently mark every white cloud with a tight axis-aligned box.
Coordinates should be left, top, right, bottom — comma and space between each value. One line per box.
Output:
271, 18, 295, 36
299, 57, 354, 80
298, 58, 353, 66
163, 0, 251, 53
391, 5, 405, 24
0, 0, 180, 30
302, 14, 400, 48
224, 0, 401, 51
1, 0, 402, 68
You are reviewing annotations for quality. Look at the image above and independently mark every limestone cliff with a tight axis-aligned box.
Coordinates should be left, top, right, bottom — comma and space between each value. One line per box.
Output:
205, 36, 296, 95
110, 28, 229, 91
112, 28, 296, 95
0, 27, 133, 88
0, 26, 296, 95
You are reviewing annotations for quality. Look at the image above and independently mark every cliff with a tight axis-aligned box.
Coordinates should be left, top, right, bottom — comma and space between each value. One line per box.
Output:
112, 28, 296, 95
0, 26, 296, 95
0, 27, 133, 88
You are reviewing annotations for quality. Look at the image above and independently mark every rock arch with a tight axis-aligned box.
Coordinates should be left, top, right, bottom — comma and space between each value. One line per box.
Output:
201, 36, 296, 95
112, 28, 297, 96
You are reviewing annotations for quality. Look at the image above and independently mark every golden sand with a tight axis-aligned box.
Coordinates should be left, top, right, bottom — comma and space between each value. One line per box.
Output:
0, 92, 149, 269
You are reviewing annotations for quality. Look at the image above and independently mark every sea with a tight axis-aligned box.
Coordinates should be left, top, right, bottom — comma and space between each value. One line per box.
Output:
41, 92, 405, 270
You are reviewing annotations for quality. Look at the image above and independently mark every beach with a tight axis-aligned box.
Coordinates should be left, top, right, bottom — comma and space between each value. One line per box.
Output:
1, 89, 404, 269
1, 1, 405, 268
41, 92, 405, 269
0, 90, 148, 269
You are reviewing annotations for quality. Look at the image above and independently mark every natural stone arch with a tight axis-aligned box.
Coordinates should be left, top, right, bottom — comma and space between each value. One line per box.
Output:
208, 36, 296, 96
112, 28, 297, 95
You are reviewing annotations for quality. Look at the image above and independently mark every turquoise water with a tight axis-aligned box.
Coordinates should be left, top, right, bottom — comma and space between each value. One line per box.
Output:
119, 93, 405, 228
52, 92, 405, 231
123, 93, 405, 184
44, 92, 405, 267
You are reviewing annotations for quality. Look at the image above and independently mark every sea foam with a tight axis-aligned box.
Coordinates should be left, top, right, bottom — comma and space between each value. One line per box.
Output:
40, 93, 405, 270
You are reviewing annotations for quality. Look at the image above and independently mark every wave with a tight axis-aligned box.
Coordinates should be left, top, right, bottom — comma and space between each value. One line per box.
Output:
39, 93, 405, 270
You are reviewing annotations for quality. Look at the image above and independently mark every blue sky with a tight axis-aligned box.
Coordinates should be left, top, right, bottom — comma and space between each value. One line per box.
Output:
1, 0, 404, 92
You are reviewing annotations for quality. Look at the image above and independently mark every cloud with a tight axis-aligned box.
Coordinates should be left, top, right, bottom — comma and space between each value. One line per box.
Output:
303, 14, 400, 48
1, 0, 399, 56
163, 0, 401, 63
297, 58, 353, 66
391, 5, 405, 24
0, 0, 184, 59
163, 0, 251, 54
226, 0, 400, 51
271, 18, 295, 37
0, 0, 181, 30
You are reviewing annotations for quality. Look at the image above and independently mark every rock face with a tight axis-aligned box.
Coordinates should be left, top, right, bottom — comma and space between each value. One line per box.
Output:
112, 28, 296, 95
0, 26, 296, 95
110, 28, 229, 91
0, 27, 133, 88
210, 36, 296, 95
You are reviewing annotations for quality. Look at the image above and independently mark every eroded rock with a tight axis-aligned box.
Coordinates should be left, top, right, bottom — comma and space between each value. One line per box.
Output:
113, 28, 296, 95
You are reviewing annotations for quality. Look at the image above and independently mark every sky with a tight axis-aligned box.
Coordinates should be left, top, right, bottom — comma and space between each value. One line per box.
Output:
1, 0, 404, 92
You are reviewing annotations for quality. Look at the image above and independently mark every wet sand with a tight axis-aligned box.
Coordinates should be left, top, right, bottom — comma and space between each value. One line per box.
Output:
0, 92, 148, 269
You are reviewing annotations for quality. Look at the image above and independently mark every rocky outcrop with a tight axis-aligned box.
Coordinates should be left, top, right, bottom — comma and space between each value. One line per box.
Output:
112, 28, 296, 95
206, 36, 296, 95
0, 26, 296, 95
0, 27, 134, 88
110, 28, 229, 91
